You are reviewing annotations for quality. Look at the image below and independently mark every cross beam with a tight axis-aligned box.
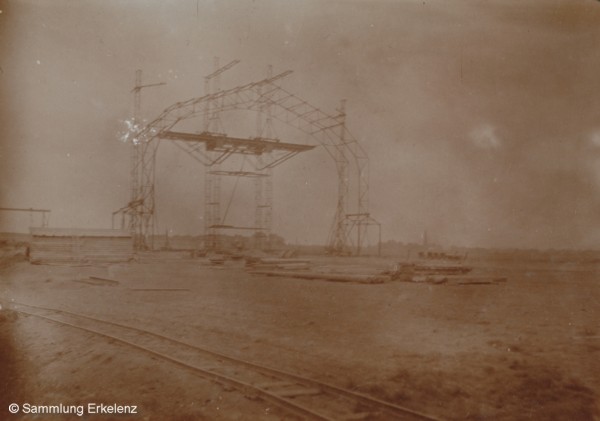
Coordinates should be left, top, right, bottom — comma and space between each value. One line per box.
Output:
160, 131, 314, 155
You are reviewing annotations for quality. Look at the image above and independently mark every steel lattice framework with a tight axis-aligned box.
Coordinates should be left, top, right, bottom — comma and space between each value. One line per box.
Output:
122, 70, 380, 254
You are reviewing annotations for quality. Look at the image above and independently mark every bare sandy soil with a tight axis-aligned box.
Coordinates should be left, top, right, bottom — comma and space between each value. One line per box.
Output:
0, 252, 598, 420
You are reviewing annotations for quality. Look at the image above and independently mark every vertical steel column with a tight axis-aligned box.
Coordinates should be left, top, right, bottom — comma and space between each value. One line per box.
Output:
203, 63, 213, 250
263, 66, 275, 250
254, 65, 275, 251
138, 136, 159, 250
129, 69, 165, 250
202, 58, 239, 250
254, 157, 264, 249
130, 70, 142, 247
204, 159, 221, 251
356, 156, 370, 255
204, 165, 213, 249
254, 72, 265, 250
263, 166, 273, 250
328, 100, 349, 254
212, 160, 221, 250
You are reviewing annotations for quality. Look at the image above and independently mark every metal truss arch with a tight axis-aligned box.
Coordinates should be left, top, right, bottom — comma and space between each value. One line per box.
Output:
128, 72, 378, 254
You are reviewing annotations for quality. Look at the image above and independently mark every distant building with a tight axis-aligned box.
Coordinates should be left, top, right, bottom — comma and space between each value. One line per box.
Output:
29, 228, 133, 264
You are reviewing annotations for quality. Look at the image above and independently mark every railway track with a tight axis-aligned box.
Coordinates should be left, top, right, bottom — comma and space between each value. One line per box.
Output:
10, 302, 442, 421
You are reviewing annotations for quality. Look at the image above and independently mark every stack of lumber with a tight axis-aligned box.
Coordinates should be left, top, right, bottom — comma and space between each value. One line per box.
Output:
246, 257, 311, 270
249, 269, 387, 284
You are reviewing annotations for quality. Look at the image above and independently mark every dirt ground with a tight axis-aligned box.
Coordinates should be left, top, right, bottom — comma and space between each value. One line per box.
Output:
0, 250, 598, 420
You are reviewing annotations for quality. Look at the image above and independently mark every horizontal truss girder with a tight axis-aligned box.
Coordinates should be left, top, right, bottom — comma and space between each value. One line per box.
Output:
209, 224, 267, 230
209, 170, 268, 178
160, 131, 314, 154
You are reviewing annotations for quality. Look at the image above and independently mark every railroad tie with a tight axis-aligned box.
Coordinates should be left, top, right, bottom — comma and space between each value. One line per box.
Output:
273, 388, 321, 398
339, 412, 375, 420
254, 381, 295, 390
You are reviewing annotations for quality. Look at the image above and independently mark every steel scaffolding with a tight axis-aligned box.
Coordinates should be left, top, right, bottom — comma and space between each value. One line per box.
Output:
112, 70, 165, 249
120, 62, 379, 254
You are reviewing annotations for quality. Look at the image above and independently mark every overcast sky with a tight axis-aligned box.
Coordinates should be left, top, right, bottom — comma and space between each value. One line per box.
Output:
1, 0, 600, 249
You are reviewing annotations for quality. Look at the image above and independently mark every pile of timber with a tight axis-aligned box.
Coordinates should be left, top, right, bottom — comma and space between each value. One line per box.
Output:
386, 262, 507, 284
388, 262, 472, 280
246, 257, 311, 271
456, 276, 507, 285
209, 256, 226, 265
249, 269, 387, 284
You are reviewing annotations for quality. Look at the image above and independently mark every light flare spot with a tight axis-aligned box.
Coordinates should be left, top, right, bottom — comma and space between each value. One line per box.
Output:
589, 130, 600, 148
469, 124, 502, 150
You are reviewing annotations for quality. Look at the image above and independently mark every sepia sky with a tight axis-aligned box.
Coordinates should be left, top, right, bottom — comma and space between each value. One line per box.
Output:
1, 0, 600, 249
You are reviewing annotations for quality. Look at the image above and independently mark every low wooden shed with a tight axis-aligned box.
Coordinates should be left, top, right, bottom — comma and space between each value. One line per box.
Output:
29, 228, 133, 264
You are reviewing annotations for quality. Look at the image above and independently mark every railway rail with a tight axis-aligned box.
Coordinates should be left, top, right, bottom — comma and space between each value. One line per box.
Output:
10, 302, 442, 421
